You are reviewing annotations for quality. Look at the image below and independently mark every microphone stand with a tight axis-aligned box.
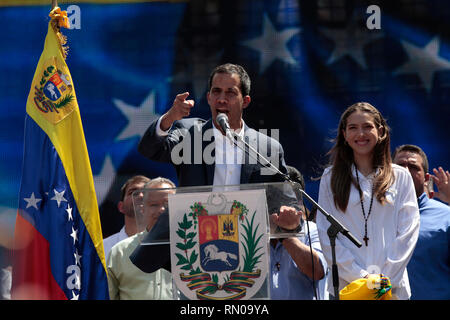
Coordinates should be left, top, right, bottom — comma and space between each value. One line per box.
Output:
224, 127, 362, 300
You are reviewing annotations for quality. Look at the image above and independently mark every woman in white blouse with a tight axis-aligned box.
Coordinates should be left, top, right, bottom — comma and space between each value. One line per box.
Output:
316, 102, 420, 300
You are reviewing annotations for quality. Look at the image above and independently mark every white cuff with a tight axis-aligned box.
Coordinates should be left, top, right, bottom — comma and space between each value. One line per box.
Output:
155, 116, 171, 137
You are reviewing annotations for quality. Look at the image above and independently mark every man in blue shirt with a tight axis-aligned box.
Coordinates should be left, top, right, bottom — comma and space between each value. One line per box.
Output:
269, 166, 327, 300
393, 144, 450, 300
270, 222, 326, 299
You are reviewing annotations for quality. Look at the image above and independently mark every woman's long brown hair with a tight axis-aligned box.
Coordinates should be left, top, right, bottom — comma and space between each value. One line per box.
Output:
327, 102, 394, 212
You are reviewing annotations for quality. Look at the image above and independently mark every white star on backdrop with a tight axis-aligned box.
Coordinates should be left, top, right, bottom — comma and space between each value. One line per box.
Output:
320, 23, 384, 69
93, 154, 116, 205
113, 90, 160, 141
394, 36, 450, 93
241, 14, 301, 74
50, 189, 67, 208
24, 192, 42, 210
71, 291, 79, 300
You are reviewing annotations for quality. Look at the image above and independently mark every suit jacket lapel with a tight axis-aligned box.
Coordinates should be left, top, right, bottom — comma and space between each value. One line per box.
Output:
240, 125, 258, 184
202, 119, 215, 185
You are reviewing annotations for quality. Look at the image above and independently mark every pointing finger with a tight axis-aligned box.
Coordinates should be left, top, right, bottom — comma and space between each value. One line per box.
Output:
185, 99, 195, 107
176, 92, 190, 102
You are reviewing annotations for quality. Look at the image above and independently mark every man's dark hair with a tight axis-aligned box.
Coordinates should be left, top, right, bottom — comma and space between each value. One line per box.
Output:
208, 63, 251, 96
120, 175, 151, 201
287, 165, 305, 190
393, 144, 429, 173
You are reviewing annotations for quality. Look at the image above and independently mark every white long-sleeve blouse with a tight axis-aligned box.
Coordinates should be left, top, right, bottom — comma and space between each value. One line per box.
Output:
316, 164, 420, 299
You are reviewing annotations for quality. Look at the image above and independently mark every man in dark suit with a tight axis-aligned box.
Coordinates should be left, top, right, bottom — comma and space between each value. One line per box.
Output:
138, 63, 289, 187
133, 64, 302, 277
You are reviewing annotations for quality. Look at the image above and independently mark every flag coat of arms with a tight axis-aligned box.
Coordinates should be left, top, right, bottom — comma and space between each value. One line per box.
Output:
12, 8, 109, 300
169, 190, 270, 300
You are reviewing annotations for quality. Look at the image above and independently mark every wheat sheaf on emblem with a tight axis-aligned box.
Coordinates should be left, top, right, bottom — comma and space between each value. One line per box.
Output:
175, 200, 264, 300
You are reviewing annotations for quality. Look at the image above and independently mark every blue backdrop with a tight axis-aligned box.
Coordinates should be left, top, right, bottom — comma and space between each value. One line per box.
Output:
0, 0, 449, 237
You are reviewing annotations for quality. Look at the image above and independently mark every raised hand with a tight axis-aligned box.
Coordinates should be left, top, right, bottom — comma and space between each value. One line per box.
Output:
430, 166, 450, 204
160, 92, 195, 131
270, 205, 302, 231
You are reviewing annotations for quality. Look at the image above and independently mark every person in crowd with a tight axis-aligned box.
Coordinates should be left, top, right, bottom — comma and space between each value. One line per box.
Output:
316, 102, 420, 300
106, 177, 175, 300
430, 166, 450, 204
103, 175, 151, 259
269, 165, 327, 299
393, 144, 450, 299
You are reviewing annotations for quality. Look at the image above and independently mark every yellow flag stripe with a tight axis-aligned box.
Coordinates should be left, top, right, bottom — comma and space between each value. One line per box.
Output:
26, 22, 106, 272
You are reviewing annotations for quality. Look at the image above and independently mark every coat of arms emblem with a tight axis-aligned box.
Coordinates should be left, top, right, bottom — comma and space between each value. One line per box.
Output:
169, 189, 270, 300
29, 57, 76, 124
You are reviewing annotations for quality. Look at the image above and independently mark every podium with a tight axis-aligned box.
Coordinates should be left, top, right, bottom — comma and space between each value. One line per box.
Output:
130, 181, 305, 300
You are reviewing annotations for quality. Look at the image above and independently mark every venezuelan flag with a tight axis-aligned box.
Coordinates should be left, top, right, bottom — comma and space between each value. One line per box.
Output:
12, 8, 109, 300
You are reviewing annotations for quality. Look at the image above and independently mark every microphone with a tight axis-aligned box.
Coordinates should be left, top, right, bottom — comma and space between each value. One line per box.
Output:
216, 113, 233, 139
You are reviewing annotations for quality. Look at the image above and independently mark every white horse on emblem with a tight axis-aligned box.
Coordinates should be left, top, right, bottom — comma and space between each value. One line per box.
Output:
46, 83, 58, 100
202, 244, 237, 267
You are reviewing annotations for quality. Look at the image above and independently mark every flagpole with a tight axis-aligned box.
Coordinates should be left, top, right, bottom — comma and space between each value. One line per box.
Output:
51, 0, 58, 9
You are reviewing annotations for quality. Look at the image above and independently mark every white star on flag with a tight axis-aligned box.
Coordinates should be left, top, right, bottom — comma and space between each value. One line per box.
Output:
66, 204, 73, 221
71, 291, 79, 300
241, 14, 300, 74
70, 226, 78, 245
50, 189, 68, 208
394, 36, 450, 93
113, 90, 160, 141
74, 249, 82, 266
24, 192, 42, 210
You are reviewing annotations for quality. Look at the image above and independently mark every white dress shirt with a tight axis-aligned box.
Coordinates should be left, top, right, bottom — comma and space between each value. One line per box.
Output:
211, 121, 244, 188
103, 226, 128, 260
316, 164, 420, 299
156, 116, 245, 188
106, 231, 173, 300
